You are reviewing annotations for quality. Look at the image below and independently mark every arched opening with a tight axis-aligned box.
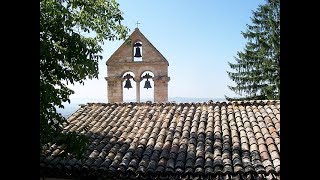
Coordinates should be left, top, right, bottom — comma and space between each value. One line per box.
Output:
133, 41, 143, 62
122, 71, 136, 102
140, 71, 154, 102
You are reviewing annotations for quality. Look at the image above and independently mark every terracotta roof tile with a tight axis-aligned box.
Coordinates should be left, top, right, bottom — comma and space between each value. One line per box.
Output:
41, 100, 280, 179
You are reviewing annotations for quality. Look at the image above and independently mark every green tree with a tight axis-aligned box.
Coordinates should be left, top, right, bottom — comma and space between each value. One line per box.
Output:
40, 0, 129, 157
226, 0, 280, 101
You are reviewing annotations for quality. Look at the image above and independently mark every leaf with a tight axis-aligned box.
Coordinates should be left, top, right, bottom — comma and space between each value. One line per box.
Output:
40, 0, 129, 157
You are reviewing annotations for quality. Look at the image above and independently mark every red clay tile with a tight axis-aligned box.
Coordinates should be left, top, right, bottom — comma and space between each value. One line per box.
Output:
260, 151, 270, 161
270, 151, 280, 161
41, 101, 280, 179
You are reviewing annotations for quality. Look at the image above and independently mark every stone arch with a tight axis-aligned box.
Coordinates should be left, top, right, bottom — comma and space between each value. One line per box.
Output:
133, 40, 143, 62
140, 70, 155, 102
121, 70, 136, 78
138, 69, 154, 78
122, 71, 136, 102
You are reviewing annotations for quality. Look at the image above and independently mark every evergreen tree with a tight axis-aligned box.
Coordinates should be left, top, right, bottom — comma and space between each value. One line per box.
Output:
226, 0, 280, 101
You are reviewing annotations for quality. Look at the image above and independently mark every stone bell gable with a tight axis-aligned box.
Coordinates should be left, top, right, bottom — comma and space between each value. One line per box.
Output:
106, 28, 169, 65
105, 28, 170, 103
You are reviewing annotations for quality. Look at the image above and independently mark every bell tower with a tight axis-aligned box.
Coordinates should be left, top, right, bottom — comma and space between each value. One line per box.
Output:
105, 28, 170, 103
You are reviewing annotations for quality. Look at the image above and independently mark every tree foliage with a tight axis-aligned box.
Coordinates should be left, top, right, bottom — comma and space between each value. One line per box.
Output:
40, 0, 129, 157
226, 0, 280, 101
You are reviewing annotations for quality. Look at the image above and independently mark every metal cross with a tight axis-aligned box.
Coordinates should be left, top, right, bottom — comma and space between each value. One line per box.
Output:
136, 21, 140, 28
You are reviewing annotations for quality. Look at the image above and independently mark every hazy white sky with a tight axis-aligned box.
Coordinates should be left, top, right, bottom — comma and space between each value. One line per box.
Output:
67, 0, 265, 103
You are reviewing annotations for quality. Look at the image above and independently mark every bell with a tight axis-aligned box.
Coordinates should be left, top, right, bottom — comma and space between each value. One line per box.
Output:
134, 47, 142, 57
144, 79, 152, 89
124, 79, 132, 89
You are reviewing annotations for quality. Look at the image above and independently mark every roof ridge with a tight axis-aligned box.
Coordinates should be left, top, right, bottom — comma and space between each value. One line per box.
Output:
83, 99, 280, 107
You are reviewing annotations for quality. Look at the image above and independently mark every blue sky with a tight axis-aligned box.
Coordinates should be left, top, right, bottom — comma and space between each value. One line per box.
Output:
67, 0, 266, 102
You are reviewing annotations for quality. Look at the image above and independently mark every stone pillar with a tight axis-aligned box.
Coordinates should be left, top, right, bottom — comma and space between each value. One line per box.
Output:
105, 76, 123, 103
134, 77, 141, 103
153, 76, 170, 102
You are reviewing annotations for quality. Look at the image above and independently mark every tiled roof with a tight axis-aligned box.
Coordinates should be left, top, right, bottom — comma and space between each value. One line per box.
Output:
40, 100, 280, 180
